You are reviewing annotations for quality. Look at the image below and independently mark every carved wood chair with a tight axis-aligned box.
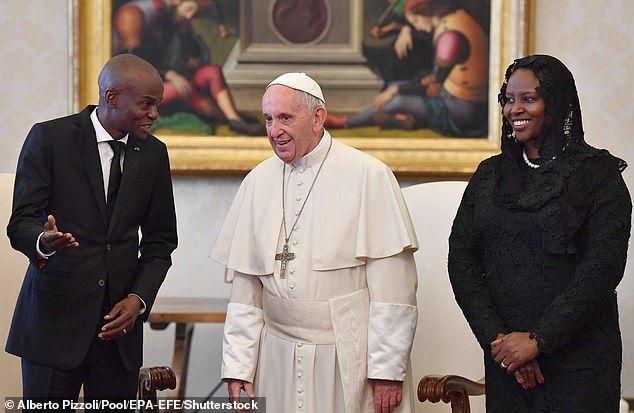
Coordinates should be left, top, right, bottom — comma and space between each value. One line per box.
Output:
417, 374, 485, 413
138, 366, 177, 413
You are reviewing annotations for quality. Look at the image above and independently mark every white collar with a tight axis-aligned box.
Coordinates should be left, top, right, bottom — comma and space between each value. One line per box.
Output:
90, 107, 129, 145
290, 129, 331, 169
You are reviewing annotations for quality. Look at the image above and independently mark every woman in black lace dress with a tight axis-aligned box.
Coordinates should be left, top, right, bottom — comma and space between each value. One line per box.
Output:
448, 54, 631, 412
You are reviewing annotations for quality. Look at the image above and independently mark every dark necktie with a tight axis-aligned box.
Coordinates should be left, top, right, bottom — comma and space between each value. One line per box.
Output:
106, 140, 126, 222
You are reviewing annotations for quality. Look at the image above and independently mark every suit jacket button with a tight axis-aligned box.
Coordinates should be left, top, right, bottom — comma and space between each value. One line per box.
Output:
106, 244, 111, 251
98, 279, 106, 287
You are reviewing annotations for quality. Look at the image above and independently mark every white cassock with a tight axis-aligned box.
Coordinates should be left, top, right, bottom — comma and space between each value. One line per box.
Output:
211, 131, 419, 413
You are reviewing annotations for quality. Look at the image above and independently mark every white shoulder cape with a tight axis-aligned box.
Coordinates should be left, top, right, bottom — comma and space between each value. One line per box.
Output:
211, 135, 418, 275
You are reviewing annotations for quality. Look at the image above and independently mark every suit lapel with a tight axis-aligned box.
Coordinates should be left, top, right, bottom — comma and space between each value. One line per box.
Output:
108, 135, 143, 235
76, 107, 108, 226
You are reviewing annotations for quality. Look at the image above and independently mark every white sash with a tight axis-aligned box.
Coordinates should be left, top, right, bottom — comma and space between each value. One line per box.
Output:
262, 288, 374, 413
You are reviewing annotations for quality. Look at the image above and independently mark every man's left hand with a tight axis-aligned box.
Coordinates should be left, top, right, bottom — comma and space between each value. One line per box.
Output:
98, 295, 142, 340
372, 379, 402, 413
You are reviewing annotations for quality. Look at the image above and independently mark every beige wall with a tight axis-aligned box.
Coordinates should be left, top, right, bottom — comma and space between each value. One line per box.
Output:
0, 174, 26, 400
0, 0, 632, 401
0, 2, 69, 167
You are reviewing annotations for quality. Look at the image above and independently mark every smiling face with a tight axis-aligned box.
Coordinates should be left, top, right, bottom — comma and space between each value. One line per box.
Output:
106, 72, 164, 140
503, 68, 545, 146
262, 85, 325, 164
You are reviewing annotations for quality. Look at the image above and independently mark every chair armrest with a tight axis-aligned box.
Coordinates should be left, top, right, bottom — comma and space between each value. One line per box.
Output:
138, 366, 177, 412
418, 374, 485, 413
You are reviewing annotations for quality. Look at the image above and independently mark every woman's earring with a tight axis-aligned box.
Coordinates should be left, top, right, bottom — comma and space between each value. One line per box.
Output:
563, 109, 573, 138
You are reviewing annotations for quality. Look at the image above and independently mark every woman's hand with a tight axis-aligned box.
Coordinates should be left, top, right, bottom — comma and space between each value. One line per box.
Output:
491, 332, 539, 373
512, 359, 544, 389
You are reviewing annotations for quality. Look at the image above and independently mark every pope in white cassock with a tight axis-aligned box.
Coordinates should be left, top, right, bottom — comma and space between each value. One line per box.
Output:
211, 72, 419, 413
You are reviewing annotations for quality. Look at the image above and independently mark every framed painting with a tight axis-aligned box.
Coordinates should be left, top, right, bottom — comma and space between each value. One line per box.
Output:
71, 0, 534, 180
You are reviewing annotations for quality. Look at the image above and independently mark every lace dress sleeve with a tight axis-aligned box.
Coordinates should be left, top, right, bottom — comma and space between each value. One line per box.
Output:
448, 161, 508, 348
531, 171, 632, 353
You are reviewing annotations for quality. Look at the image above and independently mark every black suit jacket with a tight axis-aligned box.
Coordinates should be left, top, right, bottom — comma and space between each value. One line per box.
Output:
5, 105, 178, 370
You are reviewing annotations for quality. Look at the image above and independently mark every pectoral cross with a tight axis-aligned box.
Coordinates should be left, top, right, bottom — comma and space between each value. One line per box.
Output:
274, 243, 295, 279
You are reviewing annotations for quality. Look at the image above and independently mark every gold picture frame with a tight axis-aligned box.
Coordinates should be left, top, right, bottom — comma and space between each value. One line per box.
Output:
70, 0, 534, 180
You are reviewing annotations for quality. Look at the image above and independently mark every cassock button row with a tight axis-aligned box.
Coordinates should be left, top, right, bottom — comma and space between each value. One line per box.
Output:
297, 387, 304, 394
292, 240, 298, 246
297, 371, 303, 378
289, 283, 295, 290
296, 196, 302, 201
98, 279, 106, 287
290, 268, 296, 274
297, 356, 303, 363
298, 401, 304, 408
297, 343, 303, 348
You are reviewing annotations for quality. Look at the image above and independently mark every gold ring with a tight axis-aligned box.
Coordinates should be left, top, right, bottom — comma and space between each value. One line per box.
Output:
500, 361, 508, 369
123, 328, 127, 334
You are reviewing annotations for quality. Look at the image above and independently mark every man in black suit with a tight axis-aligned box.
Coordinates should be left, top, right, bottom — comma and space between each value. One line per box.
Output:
5, 54, 178, 402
